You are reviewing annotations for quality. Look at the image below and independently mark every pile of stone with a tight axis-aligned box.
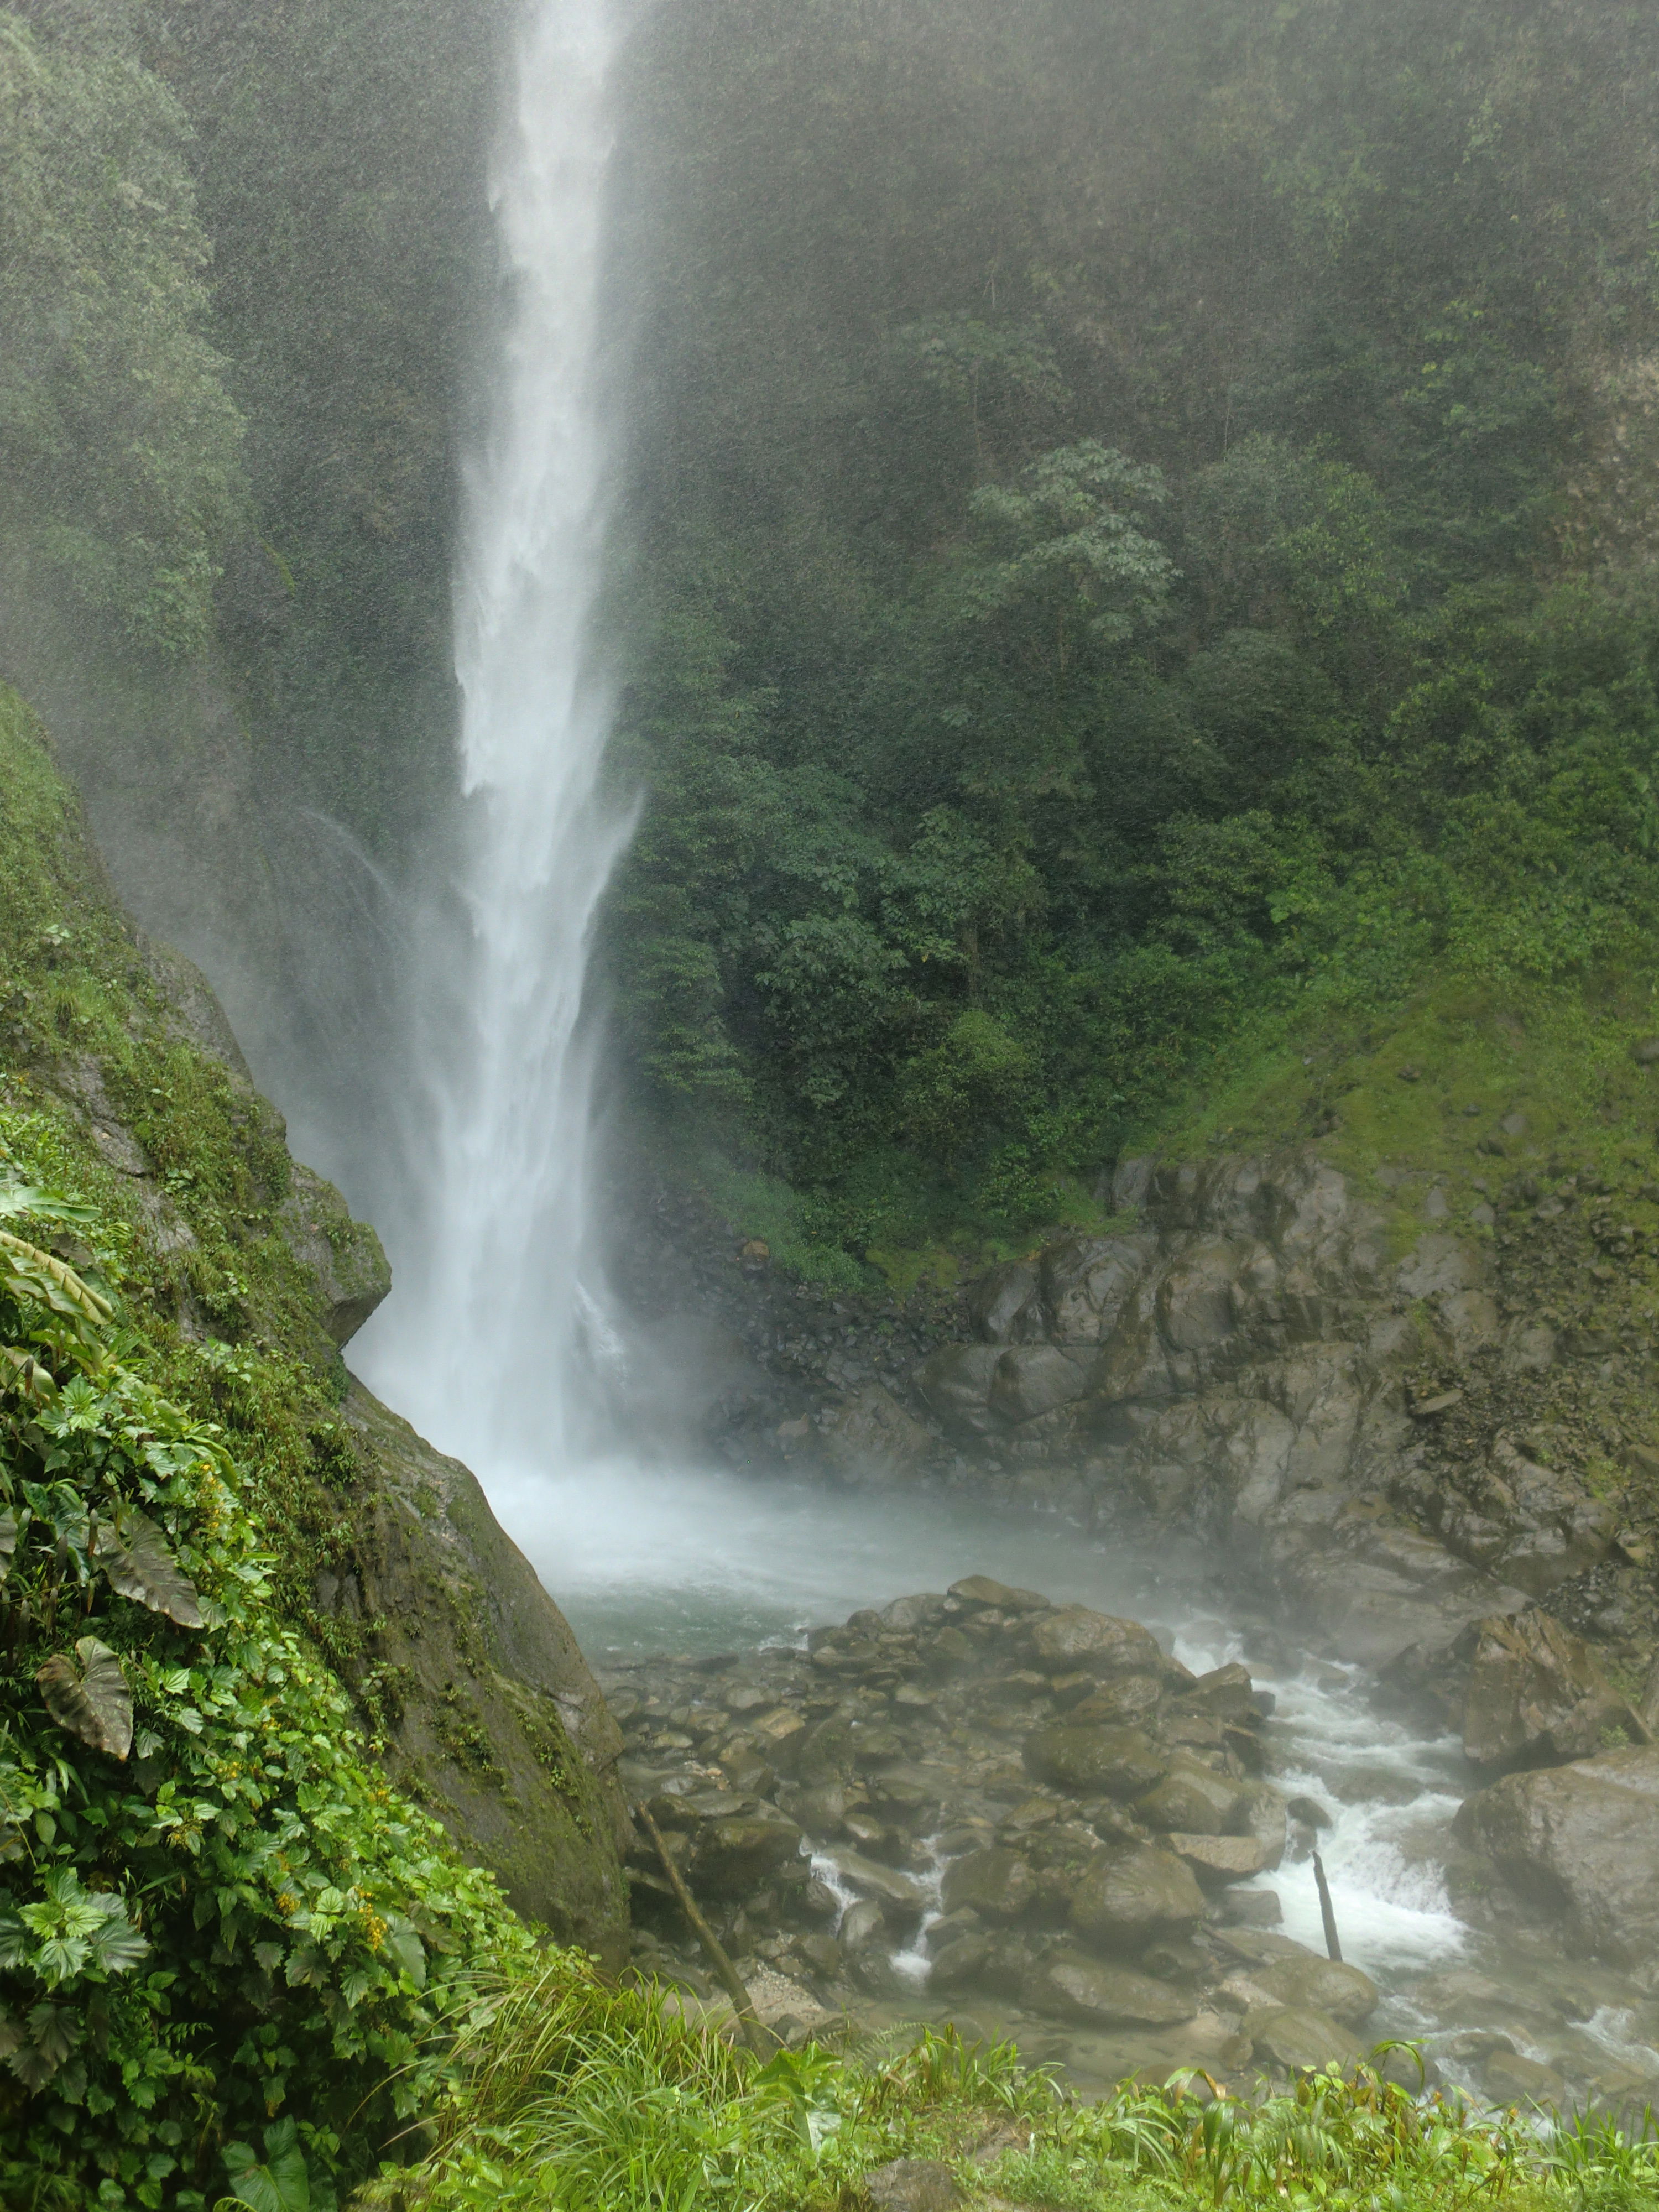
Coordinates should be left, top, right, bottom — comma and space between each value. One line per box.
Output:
605, 1576, 1380, 2083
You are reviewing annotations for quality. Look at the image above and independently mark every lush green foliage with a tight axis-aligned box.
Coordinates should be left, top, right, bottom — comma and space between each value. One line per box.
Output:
361, 1971, 1659, 2212
596, 0, 1659, 1267
0, 1145, 529, 2211
0, 12, 242, 658
11, 0, 1659, 1260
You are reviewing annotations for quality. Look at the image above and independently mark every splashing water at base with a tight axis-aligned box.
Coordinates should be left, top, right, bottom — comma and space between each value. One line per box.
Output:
496, 1452, 1475, 1999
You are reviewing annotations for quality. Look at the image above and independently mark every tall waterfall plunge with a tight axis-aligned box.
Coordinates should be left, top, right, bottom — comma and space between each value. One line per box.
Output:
355, 0, 631, 1473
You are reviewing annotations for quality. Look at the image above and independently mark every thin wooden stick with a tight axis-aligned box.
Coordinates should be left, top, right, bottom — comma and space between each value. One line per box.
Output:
1312, 1850, 1343, 1963
634, 1800, 774, 2056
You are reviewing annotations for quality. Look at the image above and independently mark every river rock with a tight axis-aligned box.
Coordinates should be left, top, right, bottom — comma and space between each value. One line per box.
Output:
838, 1897, 887, 1953
690, 1813, 805, 1895
1137, 1754, 1249, 1835
1024, 1723, 1169, 1796
940, 1847, 1036, 1921
1234, 1782, 1290, 1871
950, 1575, 1049, 1611
1068, 1673, 1164, 1729
928, 1932, 992, 1986
831, 1851, 930, 1916
1031, 1605, 1165, 1678
1246, 1955, 1379, 2026
1248, 2004, 1363, 2074
1071, 1844, 1206, 1947
1165, 1833, 1269, 1885
1022, 1953, 1194, 2027
1481, 2048, 1568, 2107
1453, 1746, 1659, 1970
796, 1715, 858, 1785
1460, 1609, 1629, 1770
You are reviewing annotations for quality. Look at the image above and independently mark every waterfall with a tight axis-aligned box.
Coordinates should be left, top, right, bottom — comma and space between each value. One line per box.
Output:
354, 0, 630, 1473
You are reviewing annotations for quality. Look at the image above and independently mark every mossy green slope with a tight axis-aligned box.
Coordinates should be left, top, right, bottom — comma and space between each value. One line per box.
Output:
0, 686, 630, 2201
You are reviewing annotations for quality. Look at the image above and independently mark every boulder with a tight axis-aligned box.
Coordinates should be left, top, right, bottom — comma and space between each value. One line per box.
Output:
881, 1592, 947, 1629
1249, 2004, 1362, 2075
949, 1575, 1048, 1611
914, 1344, 1003, 1433
1030, 1606, 1165, 1678
830, 1852, 931, 1916
939, 1848, 1036, 1921
1165, 1833, 1269, 1886
1137, 1755, 1249, 1837
796, 1715, 858, 1785
1234, 1783, 1290, 1872
966, 1262, 1042, 1344
1068, 1673, 1164, 1728
1460, 1609, 1629, 1770
690, 1813, 805, 1895
989, 1344, 1092, 1425
820, 1384, 932, 1483
1452, 1746, 1659, 1969
1246, 1956, 1378, 2027
1022, 1953, 1194, 2028
837, 1897, 887, 1953
1024, 1724, 1169, 1797
864, 2160, 965, 2212
1481, 2048, 1568, 2108
1070, 1845, 1206, 1948
928, 1932, 992, 1987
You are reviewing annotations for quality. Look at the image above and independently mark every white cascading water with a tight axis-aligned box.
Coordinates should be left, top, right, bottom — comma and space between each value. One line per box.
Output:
354, 0, 630, 1469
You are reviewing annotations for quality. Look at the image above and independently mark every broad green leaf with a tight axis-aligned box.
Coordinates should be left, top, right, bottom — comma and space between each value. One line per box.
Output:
380, 1913, 425, 1987
0, 1230, 113, 1327
7, 2002, 81, 2090
222, 2119, 310, 2212
89, 1903, 149, 1976
95, 1507, 205, 1627
38, 1637, 133, 1759
0, 1181, 100, 1228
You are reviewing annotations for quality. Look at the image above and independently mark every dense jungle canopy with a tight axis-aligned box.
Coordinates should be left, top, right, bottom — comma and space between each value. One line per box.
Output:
6, 0, 1659, 1266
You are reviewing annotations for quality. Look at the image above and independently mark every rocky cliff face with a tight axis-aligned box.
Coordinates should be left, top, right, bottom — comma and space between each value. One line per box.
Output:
911, 1150, 1641, 1671
684, 1144, 1657, 1692
0, 695, 629, 1955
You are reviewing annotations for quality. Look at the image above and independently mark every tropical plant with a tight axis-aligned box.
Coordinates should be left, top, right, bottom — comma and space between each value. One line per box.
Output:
0, 1155, 530, 2210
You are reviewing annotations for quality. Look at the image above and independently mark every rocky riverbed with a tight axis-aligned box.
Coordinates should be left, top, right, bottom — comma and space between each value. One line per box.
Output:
603, 1574, 1659, 2114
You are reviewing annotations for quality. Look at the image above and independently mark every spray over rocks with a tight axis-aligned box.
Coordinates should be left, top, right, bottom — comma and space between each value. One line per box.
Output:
607, 1575, 1383, 2091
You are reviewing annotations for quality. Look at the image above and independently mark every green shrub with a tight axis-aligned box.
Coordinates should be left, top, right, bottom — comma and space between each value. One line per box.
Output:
0, 1154, 530, 2211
